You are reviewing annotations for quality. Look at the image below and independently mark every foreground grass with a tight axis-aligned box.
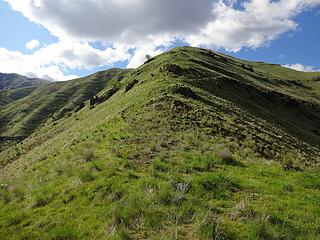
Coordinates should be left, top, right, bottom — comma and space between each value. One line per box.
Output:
1, 116, 319, 239
0, 46, 319, 239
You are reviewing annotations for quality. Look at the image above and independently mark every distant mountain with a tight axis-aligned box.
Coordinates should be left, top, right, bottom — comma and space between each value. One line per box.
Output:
0, 68, 130, 136
0, 73, 48, 90
0, 73, 49, 107
0, 47, 320, 239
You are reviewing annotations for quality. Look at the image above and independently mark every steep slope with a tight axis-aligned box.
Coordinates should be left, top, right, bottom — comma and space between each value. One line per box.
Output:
0, 47, 319, 239
0, 73, 48, 90
0, 73, 49, 107
0, 68, 131, 150
0, 86, 39, 107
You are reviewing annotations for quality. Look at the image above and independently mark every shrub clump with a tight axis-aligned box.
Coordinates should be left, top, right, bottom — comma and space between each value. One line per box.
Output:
280, 153, 303, 172
193, 174, 241, 199
32, 194, 53, 208
82, 148, 94, 162
216, 147, 244, 167
282, 158, 303, 172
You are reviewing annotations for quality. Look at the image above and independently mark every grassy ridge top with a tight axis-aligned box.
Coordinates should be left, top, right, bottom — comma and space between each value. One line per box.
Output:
0, 46, 319, 239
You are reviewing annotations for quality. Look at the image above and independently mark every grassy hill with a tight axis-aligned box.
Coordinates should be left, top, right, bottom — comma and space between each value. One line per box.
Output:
0, 73, 48, 91
0, 86, 39, 107
0, 47, 319, 239
0, 73, 49, 107
0, 68, 131, 150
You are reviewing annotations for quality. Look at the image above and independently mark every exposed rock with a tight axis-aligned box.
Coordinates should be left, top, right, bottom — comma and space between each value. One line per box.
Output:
90, 96, 99, 106
98, 87, 120, 103
74, 102, 85, 112
172, 99, 192, 112
241, 64, 254, 72
173, 86, 200, 100
125, 79, 139, 93
163, 64, 184, 75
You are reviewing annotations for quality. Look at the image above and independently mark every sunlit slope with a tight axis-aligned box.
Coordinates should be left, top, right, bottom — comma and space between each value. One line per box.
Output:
0, 47, 319, 239
0, 73, 49, 107
0, 68, 131, 137
0, 73, 48, 90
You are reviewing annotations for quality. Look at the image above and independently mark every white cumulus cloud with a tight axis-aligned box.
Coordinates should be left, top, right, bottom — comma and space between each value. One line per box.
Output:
26, 39, 40, 50
0, 41, 130, 81
284, 63, 320, 72
1, 0, 320, 80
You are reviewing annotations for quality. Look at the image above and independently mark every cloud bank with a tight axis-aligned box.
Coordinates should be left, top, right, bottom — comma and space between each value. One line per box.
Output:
1, 0, 320, 80
284, 63, 320, 72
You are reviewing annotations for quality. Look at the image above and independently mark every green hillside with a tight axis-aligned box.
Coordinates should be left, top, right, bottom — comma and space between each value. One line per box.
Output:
0, 47, 319, 239
0, 73, 48, 90
0, 73, 49, 107
0, 86, 39, 107
0, 68, 131, 150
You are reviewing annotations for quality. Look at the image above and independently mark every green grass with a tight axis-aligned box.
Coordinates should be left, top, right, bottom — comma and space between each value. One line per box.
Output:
0, 86, 40, 107
0, 46, 319, 239
0, 73, 48, 91
0, 68, 130, 139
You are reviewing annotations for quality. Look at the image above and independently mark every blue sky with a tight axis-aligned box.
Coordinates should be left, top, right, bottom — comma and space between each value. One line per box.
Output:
225, 7, 320, 68
0, 0, 319, 81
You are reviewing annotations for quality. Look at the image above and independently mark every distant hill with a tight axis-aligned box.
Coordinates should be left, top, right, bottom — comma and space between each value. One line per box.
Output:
0, 73, 49, 107
0, 47, 319, 239
0, 68, 131, 137
0, 73, 48, 90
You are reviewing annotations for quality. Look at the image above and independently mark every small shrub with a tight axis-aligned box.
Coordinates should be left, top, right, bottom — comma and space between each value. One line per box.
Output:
182, 152, 217, 173
82, 148, 94, 162
193, 174, 240, 199
176, 182, 190, 194
38, 154, 47, 161
157, 182, 175, 205
32, 194, 52, 208
0, 185, 25, 203
151, 159, 169, 174
217, 148, 244, 167
254, 219, 275, 240
79, 170, 95, 183
283, 183, 294, 193
281, 156, 303, 172
229, 200, 257, 221
198, 212, 235, 240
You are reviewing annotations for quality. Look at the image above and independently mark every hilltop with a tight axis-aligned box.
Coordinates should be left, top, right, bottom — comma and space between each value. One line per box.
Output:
0, 47, 319, 239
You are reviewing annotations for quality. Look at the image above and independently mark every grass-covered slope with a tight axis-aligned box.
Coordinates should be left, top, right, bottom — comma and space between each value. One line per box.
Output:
0, 47, 319, 239
0, 86, 39, 107
0, 68, 130, 146
0, 73, 48, 90
0, 73, 49, 107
